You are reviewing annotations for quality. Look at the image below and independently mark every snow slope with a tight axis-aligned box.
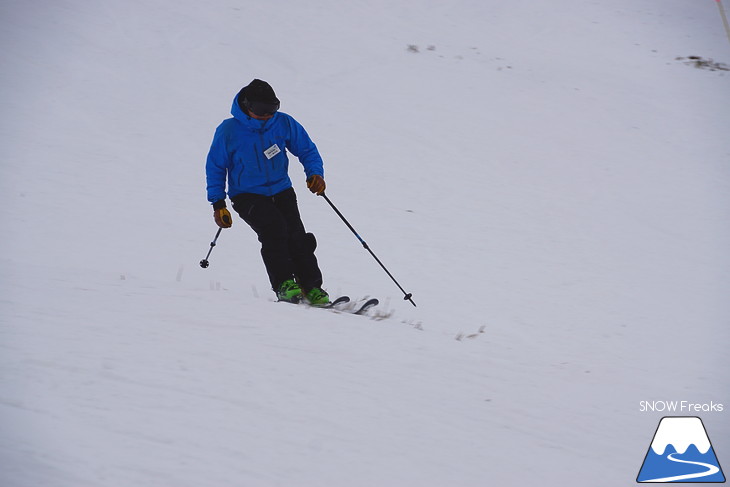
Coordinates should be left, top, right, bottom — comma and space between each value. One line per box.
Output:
1, 1, 729, 486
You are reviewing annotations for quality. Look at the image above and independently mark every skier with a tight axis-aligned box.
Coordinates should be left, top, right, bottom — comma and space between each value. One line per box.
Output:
205, 79, 329, 305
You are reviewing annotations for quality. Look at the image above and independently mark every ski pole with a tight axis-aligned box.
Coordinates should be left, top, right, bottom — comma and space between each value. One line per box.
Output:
199, 227, 223, 268
320, 193, 416, 307
717, 0, 730, 47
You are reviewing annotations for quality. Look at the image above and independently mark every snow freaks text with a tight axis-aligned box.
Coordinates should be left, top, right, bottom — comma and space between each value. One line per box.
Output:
639, 401, 724, 413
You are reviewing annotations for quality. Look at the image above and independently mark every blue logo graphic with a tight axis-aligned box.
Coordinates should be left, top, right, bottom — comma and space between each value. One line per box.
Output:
637, 416, 725, 483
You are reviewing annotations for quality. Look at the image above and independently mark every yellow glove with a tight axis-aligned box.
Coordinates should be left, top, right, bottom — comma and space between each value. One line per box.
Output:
214, 208, 232, 228
307, 174, 326, 195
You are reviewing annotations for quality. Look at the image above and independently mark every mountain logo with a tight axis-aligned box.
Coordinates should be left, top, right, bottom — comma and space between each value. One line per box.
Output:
637, 416, 726, 483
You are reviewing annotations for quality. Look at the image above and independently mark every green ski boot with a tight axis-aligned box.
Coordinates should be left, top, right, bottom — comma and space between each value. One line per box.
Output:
305, 287, 330, 306
277, 279, 303, 303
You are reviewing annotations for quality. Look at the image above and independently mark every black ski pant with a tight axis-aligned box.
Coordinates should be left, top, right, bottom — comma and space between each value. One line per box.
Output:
231, 187, 323, 293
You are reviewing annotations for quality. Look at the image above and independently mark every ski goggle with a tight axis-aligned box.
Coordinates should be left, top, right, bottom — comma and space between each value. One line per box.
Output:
243, 97, 280, 116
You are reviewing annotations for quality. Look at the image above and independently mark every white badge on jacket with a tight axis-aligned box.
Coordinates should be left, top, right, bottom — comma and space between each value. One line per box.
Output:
264, 144, 281, 160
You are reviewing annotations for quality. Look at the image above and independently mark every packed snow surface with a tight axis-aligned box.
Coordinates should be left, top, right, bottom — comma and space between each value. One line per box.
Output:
1, 1, 729, 486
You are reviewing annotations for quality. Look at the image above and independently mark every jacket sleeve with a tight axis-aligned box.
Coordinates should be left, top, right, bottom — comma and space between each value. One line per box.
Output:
205, 125, 230, 204
285, 115, 324, 180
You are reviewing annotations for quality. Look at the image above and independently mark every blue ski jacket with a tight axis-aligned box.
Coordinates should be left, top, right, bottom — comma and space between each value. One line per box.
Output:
206, 93, 324, 204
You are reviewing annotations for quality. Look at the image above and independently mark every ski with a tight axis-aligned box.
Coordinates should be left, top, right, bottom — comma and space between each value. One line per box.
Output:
354, 298, 379, 315
322, 295, 350, 309
297, 295, 380, 316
